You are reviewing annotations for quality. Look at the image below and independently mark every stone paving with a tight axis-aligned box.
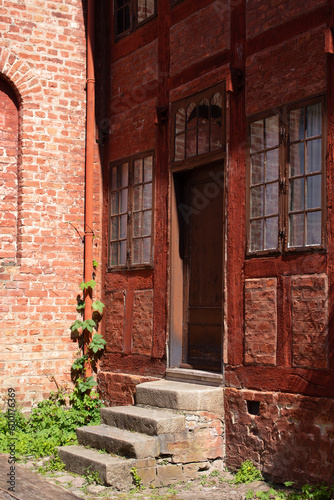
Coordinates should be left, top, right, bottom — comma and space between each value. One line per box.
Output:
19, 458, 274, 500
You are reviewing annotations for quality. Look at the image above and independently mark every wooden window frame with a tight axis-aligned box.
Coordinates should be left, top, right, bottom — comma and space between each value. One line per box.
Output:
114, 0, 157, 40
171, 83, 226, 171
246, 95, 326, 256
108, 151, 155, 271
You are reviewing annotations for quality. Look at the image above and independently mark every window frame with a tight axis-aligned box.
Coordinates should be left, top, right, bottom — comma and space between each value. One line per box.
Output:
108, 151, 155, 271
114, 0, 157, 40
246, 95, 326, 256
171, 82, 226, 170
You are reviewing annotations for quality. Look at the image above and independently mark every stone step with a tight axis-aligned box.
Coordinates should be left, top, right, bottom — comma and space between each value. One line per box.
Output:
100, 405, 186, 436
135, 379, 224, 414
58, 445, 156, 490
76, 424, 160, 459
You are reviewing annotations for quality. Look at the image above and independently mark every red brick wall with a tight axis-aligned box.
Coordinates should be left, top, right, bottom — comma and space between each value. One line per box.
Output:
0, 2, 102, 406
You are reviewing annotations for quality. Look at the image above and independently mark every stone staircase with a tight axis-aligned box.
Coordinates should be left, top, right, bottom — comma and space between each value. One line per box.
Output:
58, 379, 225, 490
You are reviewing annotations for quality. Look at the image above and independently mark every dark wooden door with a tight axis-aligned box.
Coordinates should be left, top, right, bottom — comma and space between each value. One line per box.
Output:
180, 164, 224, 372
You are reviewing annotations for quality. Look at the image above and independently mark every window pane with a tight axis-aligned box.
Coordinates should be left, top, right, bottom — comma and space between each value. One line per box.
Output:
186, 102, 197, 126
143, 183, 152, 210
250, 219, 263, 252
290, 143, 304, 177
307, 139, 321, 173
266, 149, 279, 182
120, 214, 127, 239
265, 217, 278, 250
306, 175, 321, 209
112, 166, 118, 188
133, 185, 142, 211
121, 162, 128, 187
306, 102, 321, 138
265, 115, 279, 149
198, 124, 210, 155
144, 156, 153, 182
143, 210, 152, 236
289, 178, 304, 212
124, 4, 131, 30
110, 242, 118, 266
133, 239, 141, 264
250, 120, 264, 153
210, 121, 222, 150
120, 188, 128, 213
265, 182, 278, 216
175, 133, 185, 161
250, 185, 263, 217
290, 108, 304, 142
111, 191, 119, 214
289, 213, 304, 247
133, 212, 142, 237
120, 240, 127, 265
175, 108, 186, 134
211, 92, 222, 112
251, 154, 263, 185
306, 211, 321, 245
142, 238, 151, 263
186, 128, 197, 157
134, 159, 142, 184
111, 216, 119, 240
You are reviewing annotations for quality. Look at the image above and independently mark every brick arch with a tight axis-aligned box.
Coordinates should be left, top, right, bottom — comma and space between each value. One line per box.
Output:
0, 47, 44, 104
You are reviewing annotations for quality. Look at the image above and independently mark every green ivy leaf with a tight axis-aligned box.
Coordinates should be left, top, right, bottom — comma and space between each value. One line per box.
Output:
92, 300, 105, 315
72, 355, 88, 372
70, 320, 84, 332
80, 280, 96, 291
92, 260, 99, 268
89, 333, 107, 354
76, 301, 85, 311
77, 376, 97, 394
81, 319, 96, 333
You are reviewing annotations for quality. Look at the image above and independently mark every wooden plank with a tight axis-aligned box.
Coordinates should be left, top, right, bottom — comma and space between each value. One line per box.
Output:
0, 455, 80, 500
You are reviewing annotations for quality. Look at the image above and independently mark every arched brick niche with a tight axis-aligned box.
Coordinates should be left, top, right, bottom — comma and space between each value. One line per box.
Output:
0, 76, 19, 265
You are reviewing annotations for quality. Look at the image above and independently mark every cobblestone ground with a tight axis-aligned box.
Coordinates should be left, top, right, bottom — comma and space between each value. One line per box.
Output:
20, 459, 274, 500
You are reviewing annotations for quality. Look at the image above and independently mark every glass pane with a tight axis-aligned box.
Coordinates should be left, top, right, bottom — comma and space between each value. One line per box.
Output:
289, 178, 304, 212
143, 210, 152, 236
198, 98, 210, 121
250, 185, 263, 217
289, 213, 304, 247
307, 139, 321, 173
211, 92, 222, 113
137, 0, 147, 22
133, 212, 142, 237
124, 4, 131, 31
112, 166, 118, 189
133, 239, 141, 264
265, 217, 278, 250
119, 240, 127, 265
143, 183, 152, 210
250, 120, 264, 153
111, 191, 119, 214
134, 159, 142, 184
111, 216, 119, 240
120, 188, 128, 213
266, 149, 279, 182
306, 211, 321, 246
116, 9, 124, 35
133, 185, 142, 211
198, 124, 210, 155
265, 115, 279, 149
117, 0, 126, 7
186, 128, 197, 157
175, 108, 186, 134
142, 238, 151, 263
175, 133, 185, 161
144, 156, 153, 182
121, 162, 128, 187
290, 108, 304, 142
146, 0, 155, 17
306, 175, 321, 209
250, 219, 263, 252
120, 214, 127, 239
210, 120, 222, 150
110, 242, 118, 266
290, 143, 304, 177
265, 182, 278, 216
251, 154, 263, 185
186, 102, 197, 126
306, 102, 321, 138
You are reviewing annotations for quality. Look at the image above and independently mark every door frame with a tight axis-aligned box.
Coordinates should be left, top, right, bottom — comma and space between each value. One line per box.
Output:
169, 156, 226, 374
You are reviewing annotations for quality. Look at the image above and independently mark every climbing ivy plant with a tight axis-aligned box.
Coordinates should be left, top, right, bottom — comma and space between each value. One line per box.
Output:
70, 263, 106, 394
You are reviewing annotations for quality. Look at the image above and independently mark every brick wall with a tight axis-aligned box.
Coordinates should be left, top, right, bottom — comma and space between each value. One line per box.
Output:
0, 1, 102, 406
